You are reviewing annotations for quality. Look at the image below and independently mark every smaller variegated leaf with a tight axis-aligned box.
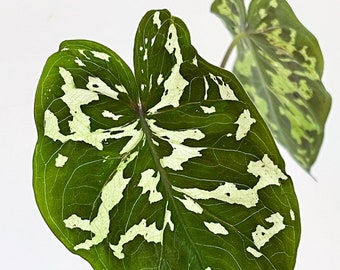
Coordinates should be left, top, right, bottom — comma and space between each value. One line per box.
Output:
33, 9, 300, 270
212, 0, 332, 170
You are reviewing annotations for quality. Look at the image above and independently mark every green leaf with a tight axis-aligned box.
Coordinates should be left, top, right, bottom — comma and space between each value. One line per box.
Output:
33, 9, 300, 269
212, 0, 332, 170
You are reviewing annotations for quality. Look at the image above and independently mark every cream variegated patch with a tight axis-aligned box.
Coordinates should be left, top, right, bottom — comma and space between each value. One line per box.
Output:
146, 119, 206, 171
153, 11, 162, 29
74, 57, 86, 67
252, 212, 285, 250
110, 203, 174, 259
200, 105, 216, 114
91, 50, 110, 62
175, 195, 203, 214
203, 76, 209, 100
148, 24, 189, 113
209, 73, 238, 101
173, 154, 287, 208
204, 221, 229, 235
102, 110, 123, 121
87, 76, 119, 100
64, 152, 138, 250
138, 169, 163, 203
44, 68, 143, 152
246, 246, 263, 258
55, 153, 68, 168
234, 109, 256, 141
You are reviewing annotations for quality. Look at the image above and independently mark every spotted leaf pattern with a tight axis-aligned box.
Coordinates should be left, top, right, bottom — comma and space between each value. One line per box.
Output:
33, 9, 300, 270
212, 0, 332, 170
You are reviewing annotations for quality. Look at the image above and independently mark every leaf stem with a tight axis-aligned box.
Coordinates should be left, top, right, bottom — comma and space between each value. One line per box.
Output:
220, 31, 247, 68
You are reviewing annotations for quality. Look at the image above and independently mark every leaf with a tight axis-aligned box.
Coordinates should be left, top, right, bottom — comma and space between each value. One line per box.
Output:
33, 9, 300, 270
212, 0, 332, 170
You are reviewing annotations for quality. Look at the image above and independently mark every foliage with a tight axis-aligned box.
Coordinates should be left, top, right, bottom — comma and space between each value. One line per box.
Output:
211, 0, 331, 170
33, 0, 331, 269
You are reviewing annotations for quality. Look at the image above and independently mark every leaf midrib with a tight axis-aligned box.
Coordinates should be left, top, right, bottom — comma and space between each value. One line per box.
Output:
137, 102, 205, 269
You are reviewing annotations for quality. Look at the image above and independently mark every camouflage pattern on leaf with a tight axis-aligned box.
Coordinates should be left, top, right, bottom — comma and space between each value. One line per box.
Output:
212, 0, 332, 170
34, 9, 300, 270
211, 0, 247, 35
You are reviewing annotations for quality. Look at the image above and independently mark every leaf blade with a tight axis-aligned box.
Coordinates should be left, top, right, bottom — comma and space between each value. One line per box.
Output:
34, 9, 300, 270
212, 0, 332, 170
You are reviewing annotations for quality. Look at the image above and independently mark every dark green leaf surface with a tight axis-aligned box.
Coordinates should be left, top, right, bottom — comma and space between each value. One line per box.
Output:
212, 0, 332, 170
34, 9, 300, 269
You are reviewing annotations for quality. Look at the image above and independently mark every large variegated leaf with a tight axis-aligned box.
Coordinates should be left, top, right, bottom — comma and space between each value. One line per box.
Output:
33, 9, 300, 269
212, 0, 332, 170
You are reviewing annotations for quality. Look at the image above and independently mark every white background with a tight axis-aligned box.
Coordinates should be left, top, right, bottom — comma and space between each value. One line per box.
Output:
1, 0, 339, 269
